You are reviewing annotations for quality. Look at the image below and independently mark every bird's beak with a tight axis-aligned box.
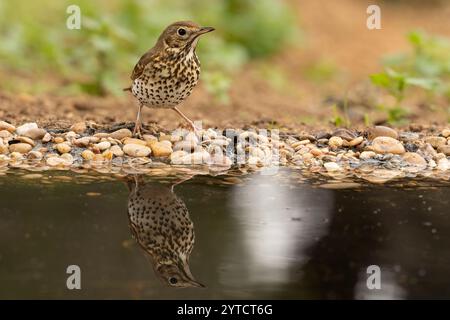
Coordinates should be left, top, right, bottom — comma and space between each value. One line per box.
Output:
188, 279, 206, 288
197, 27, 215, 35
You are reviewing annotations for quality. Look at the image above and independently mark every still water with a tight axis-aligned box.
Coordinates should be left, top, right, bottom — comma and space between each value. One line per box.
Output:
0, 169, 449, 299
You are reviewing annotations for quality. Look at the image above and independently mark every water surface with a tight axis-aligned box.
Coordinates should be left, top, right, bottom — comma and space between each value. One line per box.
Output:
0, 169, 449, 299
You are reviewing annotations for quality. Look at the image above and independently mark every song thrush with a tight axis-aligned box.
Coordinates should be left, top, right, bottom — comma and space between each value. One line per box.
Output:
124, 21, 215, 136
126, 175, 203, 288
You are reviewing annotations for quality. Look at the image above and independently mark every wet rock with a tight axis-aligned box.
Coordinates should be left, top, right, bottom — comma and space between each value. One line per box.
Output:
149, 141, 173, 157
123, 144, 151, 157
23, 128, 47, 140
56, 143, 71, 154
328, 136, 344, 148
0, 121, 15, 133
46, 156, 67, 166
370, 137, 405, 154
367, 126, 398, 140
402, 152, 427, 167
110, 128, 132, 140
70, 122, 87, 134
9, 143, 32, 154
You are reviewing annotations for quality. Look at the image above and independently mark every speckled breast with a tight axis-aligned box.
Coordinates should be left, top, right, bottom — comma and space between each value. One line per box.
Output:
132, 53, 200, 108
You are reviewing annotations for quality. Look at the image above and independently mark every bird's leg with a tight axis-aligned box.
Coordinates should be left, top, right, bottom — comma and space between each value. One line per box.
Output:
172, 107, 199, 132
133, 104, 144, 138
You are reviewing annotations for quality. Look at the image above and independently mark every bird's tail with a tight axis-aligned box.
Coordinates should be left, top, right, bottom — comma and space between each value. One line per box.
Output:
123, 86, 132, 92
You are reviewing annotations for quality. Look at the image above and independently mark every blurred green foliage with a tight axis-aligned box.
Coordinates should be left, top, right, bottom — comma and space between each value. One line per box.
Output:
0, 0, 298, 97
370, 30, 450, 124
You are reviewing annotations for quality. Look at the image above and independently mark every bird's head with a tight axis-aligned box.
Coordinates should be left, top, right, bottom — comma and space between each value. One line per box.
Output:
155, 256, 205, 288
158, 21, 214, 53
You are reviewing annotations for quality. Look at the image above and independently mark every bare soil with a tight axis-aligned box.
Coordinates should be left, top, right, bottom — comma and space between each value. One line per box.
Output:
1, 0, 449, 131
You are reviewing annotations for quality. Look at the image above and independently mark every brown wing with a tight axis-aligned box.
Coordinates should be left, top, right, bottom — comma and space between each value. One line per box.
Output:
131, 46, 159, 81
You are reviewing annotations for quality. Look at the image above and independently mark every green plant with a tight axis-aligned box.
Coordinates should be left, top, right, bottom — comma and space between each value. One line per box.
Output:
0, 0, 299, 97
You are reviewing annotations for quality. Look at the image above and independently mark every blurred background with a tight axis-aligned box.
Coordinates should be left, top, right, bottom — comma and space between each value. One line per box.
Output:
0, 0, 449, 129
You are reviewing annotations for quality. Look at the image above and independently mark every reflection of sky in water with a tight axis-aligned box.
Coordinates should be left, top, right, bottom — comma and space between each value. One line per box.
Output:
230, 172, 334, 285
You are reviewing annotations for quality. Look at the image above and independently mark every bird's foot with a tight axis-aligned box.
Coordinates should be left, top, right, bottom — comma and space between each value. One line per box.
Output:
132, 123, 143, 138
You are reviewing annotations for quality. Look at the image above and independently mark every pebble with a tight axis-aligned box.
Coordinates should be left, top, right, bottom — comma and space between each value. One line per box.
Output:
360, 151, 376, 160
0, 121, 16, 133
149, 141, 173, 157
437, 145, 450, 156
54, 137, 65, 144
110, 145, 124, 157
16, 122, 38, 136
0, 144, 8, 154
437, 158, 449, 171
56, 143, 71, 154
123, 144, 151, 157
110, 128, 132, 140
424, 136, 446, 148
95, 141, 111, 151
42, 132, 52, 143
367, 126, 398, 140
442, 129, 450, 138
70, 122, 87, 134
402, 152, 427, 167
16, 136, 35, 146
332, 128, 356, 141
102, 150, 113, 160
0, 130, 12, 138
348, 136, 364, 147
123, 138, 147, 146
328, 136, 344, 148
74, 137, 91, 147
324, 162, 342, 172
27, 151, 43, 160
46, 156, 67, 166
23, 128, 47, 140
370, 137, 405, 154
80, 150, 95, 161
9, 143, 32, 154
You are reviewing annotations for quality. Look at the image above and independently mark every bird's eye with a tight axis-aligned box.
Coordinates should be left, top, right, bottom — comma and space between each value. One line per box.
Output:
169, 277, 178, 285
177, 28, 187, 36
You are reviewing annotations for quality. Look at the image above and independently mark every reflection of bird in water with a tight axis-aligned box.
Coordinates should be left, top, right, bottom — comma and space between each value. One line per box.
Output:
125, 175, 203, 288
